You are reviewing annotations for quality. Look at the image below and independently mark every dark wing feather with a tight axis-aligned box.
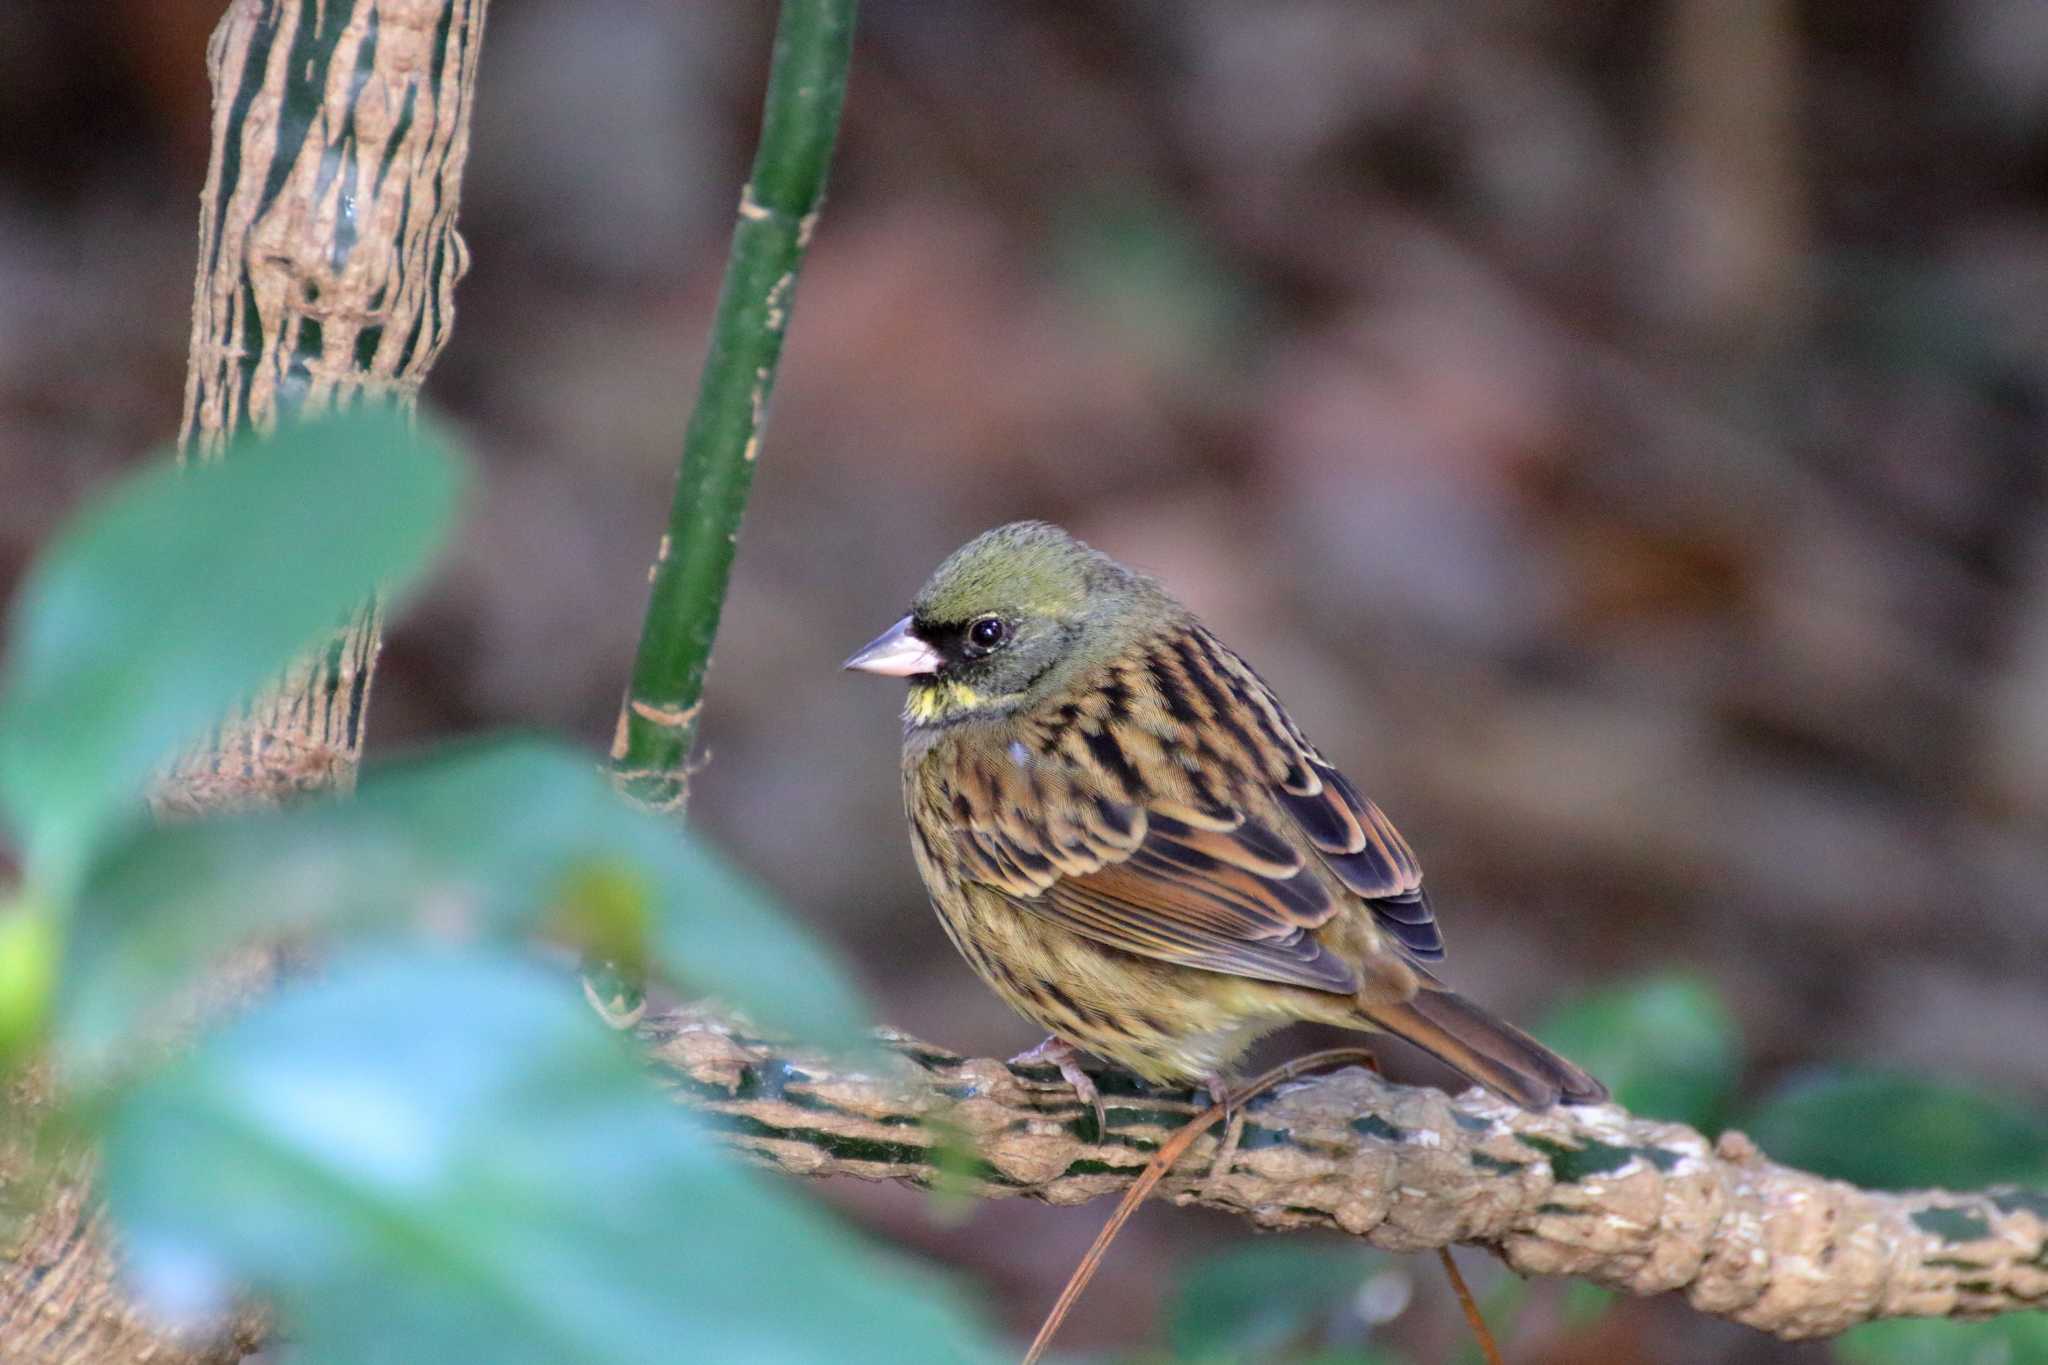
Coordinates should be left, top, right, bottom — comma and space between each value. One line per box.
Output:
1274, 762, 1443, 960
1364, 890, 1443, 960
1198, 631, 1446, 962
936, 623, 1444, 994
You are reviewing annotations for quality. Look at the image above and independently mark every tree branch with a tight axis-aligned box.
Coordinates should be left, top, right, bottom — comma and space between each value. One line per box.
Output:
645, 1007, 2048, 1341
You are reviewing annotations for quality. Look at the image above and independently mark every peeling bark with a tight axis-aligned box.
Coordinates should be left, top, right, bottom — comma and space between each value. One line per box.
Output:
168, 0, 484, 813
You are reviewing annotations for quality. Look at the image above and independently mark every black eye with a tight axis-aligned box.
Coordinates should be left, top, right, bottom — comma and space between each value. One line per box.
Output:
966, 616, 1008, 652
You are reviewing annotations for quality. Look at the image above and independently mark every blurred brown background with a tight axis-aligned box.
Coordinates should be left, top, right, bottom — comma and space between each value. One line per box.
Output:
3, 1, 2044, 1360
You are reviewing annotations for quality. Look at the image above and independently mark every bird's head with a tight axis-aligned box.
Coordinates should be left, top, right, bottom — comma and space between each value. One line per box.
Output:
843, 520, 1164, 727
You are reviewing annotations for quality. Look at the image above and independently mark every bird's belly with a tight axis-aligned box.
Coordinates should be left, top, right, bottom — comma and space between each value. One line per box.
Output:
940, 885, 1291, 1085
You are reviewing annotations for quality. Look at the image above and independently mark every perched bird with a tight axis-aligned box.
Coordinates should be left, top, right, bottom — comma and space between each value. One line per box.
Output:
845, 521, 1605, 1126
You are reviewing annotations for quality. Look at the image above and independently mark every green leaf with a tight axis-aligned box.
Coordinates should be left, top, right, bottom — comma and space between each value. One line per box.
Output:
57, 738, 869, 1080
0, 410, 464, 895
1743, 1069, 2048, 1192
1558, 1280, 1616, 1331
1165, 1240, 1388, 1362
101, 950, 999, 1365
1834, 1314, 2048, 1365
0, 894, 58, 1062
1537, 975, 1740, 1131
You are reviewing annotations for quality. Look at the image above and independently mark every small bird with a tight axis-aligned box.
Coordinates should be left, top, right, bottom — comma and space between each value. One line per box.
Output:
845, 521, 1605, 1126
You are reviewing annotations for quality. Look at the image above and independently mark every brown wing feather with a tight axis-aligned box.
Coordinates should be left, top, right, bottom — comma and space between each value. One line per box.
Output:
1198, 629, 1446, 962
935, 622, 1444, 998
958, 780, 1357, 992
1041, 867, 1357, 993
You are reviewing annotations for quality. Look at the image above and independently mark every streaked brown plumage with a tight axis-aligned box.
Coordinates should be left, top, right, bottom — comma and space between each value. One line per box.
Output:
846, 521, 1605, 1117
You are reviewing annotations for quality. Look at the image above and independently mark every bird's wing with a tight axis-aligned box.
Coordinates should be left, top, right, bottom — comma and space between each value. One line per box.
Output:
958, 782, 1360, 994
938, 626, 1442, 997
1270, 754, 1442, 960
1192, 627, 1444, 960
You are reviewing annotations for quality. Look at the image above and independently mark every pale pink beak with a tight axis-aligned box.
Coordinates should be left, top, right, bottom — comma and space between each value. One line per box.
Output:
842, 615, 944, 677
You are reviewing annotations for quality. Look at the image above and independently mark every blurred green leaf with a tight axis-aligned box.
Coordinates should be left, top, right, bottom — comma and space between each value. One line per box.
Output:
1053, 192, 1256, 373
1834, 1314, 2048, 1365
0, 895, 58, 1061
1744, 1069, 2048, 1191
57, 738, 870, 1080
1558, 1280, 1616, 1331
1537, 975, 1740, 1131
101, 950, 998, 1365
1165, 1241, 1388, 1362
0, 410, 464, 895
918, 1112, 990, 1228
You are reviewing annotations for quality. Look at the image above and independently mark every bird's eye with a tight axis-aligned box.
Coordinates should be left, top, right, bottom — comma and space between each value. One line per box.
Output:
966, 616, 1008, 652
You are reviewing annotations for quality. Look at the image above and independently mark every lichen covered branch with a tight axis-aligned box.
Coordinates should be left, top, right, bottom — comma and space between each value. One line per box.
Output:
646, 1007, 2048, 1342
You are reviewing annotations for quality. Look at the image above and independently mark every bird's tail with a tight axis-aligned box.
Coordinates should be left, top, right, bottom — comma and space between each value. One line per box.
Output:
1356, 985, 1607, 1109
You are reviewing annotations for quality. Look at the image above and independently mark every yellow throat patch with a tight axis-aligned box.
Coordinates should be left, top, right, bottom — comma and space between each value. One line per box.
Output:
904, 678, 1009, 726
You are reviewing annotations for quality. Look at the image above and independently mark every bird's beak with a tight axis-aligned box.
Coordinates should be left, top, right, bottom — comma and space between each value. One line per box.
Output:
842, 615, 944, 677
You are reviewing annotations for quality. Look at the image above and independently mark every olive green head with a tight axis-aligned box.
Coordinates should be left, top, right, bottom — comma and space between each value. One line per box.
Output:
844, 521, 1173, 726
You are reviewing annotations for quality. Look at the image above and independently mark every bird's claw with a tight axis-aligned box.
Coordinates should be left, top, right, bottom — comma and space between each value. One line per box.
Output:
1200, 1074, 1243, 1194
1010, 1036, 1108, 1139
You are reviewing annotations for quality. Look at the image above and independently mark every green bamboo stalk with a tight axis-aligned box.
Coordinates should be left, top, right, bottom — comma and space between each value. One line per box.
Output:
589, 0, 857, 1025
609, 0, 858, 814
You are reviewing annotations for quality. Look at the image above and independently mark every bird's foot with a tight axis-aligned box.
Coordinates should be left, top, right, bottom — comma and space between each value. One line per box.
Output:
1199, 1074, 1244, 1195
1010, 1035, 1107, 1139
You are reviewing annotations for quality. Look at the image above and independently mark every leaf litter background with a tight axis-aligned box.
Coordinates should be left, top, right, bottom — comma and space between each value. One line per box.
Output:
1, 2, 2045, 1360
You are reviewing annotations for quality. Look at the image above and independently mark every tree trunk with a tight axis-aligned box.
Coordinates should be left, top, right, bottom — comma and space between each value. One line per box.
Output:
0, 3, 487, 1359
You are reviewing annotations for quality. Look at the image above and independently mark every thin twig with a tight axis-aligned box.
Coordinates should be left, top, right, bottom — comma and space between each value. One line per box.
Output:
1439, 1247, 1504, 1365
1021, 1047, 1384, 1365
